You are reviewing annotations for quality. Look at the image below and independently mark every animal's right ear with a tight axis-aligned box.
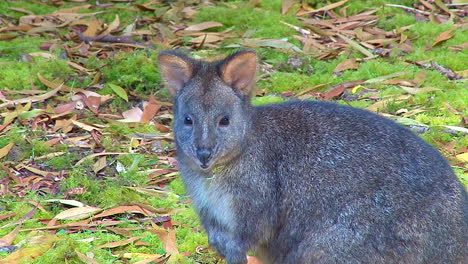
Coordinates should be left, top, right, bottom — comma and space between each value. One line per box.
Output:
157, 51, 193, 96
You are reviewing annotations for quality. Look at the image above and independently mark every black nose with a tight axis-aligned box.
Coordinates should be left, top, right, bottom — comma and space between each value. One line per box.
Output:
196, 148, 212, 167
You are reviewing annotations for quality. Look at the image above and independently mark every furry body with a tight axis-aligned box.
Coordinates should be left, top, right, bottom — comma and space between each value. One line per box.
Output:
158, 50, 468, 264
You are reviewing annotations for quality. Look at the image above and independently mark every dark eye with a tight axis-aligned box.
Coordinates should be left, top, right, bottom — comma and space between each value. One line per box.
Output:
219, 116, 230, 127
184, 116, 193, 126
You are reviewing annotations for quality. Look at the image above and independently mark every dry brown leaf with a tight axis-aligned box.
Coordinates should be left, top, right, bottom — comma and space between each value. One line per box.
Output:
399, 86, 439, 95
21, 166, 60, 177
282, 0, 297, 15
75, 152, 131, 166
189, 34, 223, 44
44, 199, 84, 207
92, 205, 155, 219
185, 21, 223, 31
433, 26, 458, 46
0, 83, 63, 109
456, 153, 468, 162
100, 15, 120, 36
122, 253, 163, 259
0, 234, 59, 264
154, 122, 170, 133
83, 95, 101, 114
413, 71, 427, 86
133, 256, 166, 264
366, 95, 410, 112
93, 156, 107, 173
333, 59, 359, 73
382, 79, 417, 86
0, 213, 16, 221
106, 227, 133, 237
0, 142, 14, 159
121, 107, 143, 122
71, 119, 104, 132
97, 236, 145, 249
154, 229, 179, 258
0, 224, 22, 247
54, 206, 103, 220
75, 250, 100, 264
141, 95, 161, 123
298, 0, 348, 16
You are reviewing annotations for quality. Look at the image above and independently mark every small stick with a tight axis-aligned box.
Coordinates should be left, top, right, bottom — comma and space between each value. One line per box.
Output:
384, 4, 449, 18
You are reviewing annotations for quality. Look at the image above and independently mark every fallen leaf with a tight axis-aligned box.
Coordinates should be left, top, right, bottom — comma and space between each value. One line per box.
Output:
298, 0, 348, 16
97, 236, 144, 249
121, 107, 143, 122
366, 95, 410, 112
92, 205, 155, 219
338, 34, 375, 58
108, 83, 128, 102
185, 21, 222, 31
141, 96, 161, 123
0, 224, 22, 247
433, 27, 458, 46
282, 0, 297, 15
43, 199, 84, 207
456, 153, 468, 162
333, 59, 359, 73
71, 119, 104, 132
0, 143, 14, 159
121, 253, 163, 259
21, 166, 60, 177
54, 206, 103, 220
399, 86, 439, 94
364, 72, 410, 83
436, 125, 468, 134
75, 250, 100, 264
189, 34, 223, 44
0, 213, 16, 221
0, 83, 63, 109
0, 234, 59, 264
242, 38, 302, 52
157, 229, 179, 258
93, 156, 107, 173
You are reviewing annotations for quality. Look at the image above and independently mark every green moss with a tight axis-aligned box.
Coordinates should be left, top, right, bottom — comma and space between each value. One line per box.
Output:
169, 177, 186, 196
252, 95, 286, 105
0, 57, 75, 90
95, 51, 162, 94
195, 1, 299, 40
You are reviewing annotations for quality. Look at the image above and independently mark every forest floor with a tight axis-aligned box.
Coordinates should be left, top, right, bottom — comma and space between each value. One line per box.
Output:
0, 0, 467, 263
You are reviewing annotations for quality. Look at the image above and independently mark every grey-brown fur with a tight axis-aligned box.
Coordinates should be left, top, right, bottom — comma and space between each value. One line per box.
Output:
157, 50, 468, 264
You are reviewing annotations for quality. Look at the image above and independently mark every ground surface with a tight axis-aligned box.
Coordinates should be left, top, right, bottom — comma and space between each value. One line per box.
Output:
0, 0, 467, 263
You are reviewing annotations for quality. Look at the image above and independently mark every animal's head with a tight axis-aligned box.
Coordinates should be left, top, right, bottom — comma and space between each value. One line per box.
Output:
158, 50, 257, 171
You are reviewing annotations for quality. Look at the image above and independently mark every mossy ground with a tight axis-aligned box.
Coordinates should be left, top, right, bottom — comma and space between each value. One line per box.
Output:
0, 0, 467, 263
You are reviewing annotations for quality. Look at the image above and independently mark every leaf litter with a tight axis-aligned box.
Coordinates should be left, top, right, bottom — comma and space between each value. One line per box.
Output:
0, 0, 467, 263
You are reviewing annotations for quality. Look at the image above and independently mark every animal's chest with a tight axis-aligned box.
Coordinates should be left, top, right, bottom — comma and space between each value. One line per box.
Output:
190, 180, 236, 229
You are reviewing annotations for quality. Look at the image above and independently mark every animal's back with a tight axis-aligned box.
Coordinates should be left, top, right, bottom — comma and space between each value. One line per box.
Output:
248, 100, 468, 264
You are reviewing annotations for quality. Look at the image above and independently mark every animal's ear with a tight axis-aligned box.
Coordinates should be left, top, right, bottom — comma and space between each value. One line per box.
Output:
158, 51, 193, 96
220, 50, 257, 97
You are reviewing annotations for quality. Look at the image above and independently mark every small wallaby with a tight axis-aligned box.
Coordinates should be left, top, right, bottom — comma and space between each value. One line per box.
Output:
158, 50, 467, 264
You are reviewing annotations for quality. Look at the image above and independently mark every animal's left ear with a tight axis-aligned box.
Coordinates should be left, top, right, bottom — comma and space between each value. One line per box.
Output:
220, 50, 257, 97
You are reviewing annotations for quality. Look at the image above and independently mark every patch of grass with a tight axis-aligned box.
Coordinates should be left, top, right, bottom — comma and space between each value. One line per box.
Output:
195, 1, 299, 40
95, 50, 163, 94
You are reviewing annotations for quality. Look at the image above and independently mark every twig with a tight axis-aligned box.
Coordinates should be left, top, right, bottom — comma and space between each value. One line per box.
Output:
0, 84, 63, 109
75, 31, 154, 49
337, 34, 376, 58
411, 61, 462, 80
384, 4, 449, 18
280, 21, 310, 37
